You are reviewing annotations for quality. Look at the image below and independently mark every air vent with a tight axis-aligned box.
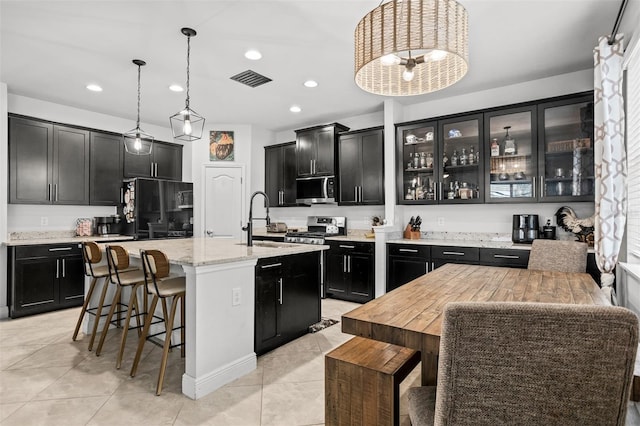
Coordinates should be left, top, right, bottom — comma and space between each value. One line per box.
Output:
230, 70, 272, 88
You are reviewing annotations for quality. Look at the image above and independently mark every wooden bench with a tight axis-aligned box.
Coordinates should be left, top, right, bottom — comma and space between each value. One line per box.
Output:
325, 336, 421, 426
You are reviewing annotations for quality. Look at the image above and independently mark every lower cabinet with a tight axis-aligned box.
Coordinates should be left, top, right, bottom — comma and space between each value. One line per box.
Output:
254, 251, 320, 355
386, 244, 431, 292
431, 246, 480, 269
325, 241, 375, 303
8, 244, 84, 318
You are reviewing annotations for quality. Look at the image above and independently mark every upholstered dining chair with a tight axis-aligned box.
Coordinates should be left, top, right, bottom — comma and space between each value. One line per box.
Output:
527, 239, 588, 273
407, 302, 638, 426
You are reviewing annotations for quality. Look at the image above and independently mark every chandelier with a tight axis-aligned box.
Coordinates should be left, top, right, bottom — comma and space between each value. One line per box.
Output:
354, 0, 469, 96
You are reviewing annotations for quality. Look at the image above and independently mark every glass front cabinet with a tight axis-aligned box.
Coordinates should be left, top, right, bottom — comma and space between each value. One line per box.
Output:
396, 92, 594, 205
484, 106, 537, 203
397, 114, 484, 204
538, 94, 594, 201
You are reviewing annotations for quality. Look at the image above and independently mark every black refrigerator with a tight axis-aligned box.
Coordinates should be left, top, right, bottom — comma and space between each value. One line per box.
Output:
119, 178, 194, 240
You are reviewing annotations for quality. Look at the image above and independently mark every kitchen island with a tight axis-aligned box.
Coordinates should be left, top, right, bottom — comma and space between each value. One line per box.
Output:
96, 237, 327, 400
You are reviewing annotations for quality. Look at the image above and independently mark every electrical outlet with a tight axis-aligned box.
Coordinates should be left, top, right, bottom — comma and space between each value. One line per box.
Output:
40, 216, 48, 226
437, 217, 445, 226
232, 287, 241, 306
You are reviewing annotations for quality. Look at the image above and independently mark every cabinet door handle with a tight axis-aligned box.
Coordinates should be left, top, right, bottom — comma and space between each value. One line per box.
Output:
56, 259, 60, 279
48, 184, 52, 201
343, 255, 347, 273
438, 182, 443, 201
155, 163, 159, 176
348, 255, 351, 273
431, 262, 435, 270
261, 262, 282, 269
426, 262, 430, 273
278, 278, 283, 305
539, 175, 545, 197
360, 186, 363, 203
399, 248, 418, 253
54, 184, 58, 202
62, 258, 66, 277
49, 247, 72, 251
442, 251, 465, 256
339, 245, 355, 249
354, 187, 358, 203
494, 254, 520, 259
120, 188, 124, 204
151, 163, 154, 176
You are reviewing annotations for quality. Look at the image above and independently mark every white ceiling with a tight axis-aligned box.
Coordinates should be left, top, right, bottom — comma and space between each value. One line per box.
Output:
1, 0, 638, 134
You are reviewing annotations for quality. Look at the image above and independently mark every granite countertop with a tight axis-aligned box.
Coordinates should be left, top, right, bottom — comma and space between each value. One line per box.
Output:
386, 238, 533, 250
252, 228, 375, 243
106, 237, 328, 267
5, 233, 135, 246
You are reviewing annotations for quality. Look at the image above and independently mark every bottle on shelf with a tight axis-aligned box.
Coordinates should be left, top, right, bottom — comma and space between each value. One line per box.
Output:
426, 152, 434, 169
405, 187, 413, 200
468, 146, 475, 164
419, 152, 426, 168
447, 182, 455, 199
451, 150, 459, 166
503, 126, 517, 155
443, 151, 449, 167
413, 152, 420, 169
490, 138, 500, 157
460, 148, 467, 165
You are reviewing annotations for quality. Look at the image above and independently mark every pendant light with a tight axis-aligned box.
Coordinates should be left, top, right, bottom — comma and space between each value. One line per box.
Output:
354, 0, 469, 96
170, 27, 205, 141
123, 59, 153, 155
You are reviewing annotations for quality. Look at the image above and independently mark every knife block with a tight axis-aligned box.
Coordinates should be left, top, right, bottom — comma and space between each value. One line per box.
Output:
403, 225, 421, 240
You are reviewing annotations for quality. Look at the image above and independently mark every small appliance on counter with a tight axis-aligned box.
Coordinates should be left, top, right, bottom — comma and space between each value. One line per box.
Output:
512, 214, 539, 243
541, 219, 557, 240
94, 215, 122, 236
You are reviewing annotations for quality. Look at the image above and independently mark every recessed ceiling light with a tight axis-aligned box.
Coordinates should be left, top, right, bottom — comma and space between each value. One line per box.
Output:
169, 84, 184, 92
290, 105, 302, 113
304, 80, 318, 88
245, 49, 262, 60
86, 84, 103, 92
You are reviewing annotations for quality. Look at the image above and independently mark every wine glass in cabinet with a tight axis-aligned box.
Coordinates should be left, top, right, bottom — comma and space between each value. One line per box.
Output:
396, 122, 438, 204
484, 106, 537, 202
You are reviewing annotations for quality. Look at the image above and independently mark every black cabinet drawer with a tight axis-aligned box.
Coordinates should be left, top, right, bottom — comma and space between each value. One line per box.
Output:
480, 248, 530, 267
14, 243, 82, 259
431, 246, 479, 262
388, 244, 430, 258
328, 240, 374, 254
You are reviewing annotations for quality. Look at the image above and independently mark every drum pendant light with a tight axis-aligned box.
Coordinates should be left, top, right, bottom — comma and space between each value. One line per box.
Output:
354, 0, 469, 96
170, 27, 205, 141
123, 59, 153, 155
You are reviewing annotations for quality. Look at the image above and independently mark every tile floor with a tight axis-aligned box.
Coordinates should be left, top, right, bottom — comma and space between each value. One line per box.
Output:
1, 298, 639, 426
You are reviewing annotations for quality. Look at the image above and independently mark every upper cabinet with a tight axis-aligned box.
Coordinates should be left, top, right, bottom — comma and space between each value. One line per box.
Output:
9, 117, 89, 205
296, 123, 349, 177
484, 105, 537, 203
396, 91, 593, 205
90, 132, 123, 205
338, 127, 384, 205
538, 94, 594, 201
124, 140, 182, 180
397, 114, 483, 204
265, 142, 297, 207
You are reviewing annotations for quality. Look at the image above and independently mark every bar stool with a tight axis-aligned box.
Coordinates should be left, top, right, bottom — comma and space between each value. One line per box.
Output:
72, 241, 110, 350
130, 249, 186, 396
95, 245, 148, 369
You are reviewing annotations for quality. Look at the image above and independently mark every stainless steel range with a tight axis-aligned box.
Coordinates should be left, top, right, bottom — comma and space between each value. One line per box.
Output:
284, 216, 347, 244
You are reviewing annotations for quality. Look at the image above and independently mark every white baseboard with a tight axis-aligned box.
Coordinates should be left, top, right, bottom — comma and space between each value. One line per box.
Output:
181, 352, 257, 400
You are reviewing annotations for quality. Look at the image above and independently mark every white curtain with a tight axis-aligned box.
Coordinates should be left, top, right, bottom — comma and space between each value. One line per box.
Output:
593, 35, 627, 299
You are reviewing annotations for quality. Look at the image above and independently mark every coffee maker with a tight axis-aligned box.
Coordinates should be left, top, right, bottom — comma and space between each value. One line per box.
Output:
512, 214, 539, 243
94, 216, 122, 236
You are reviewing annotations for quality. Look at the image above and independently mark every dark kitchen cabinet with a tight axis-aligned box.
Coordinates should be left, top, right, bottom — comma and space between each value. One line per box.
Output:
9, 117, 89, 205
90, 131, 123, 205
325, 241, 374, 303
255, 252, 321, 355
264, 142, 297, 207
479, 248, 530, 268
386, 244, 431, 292
337, 127, 384, 205
431, 245, 480, 269
124, 140, 182, 180
296, 123, 349, 177
8, 243, 84, 318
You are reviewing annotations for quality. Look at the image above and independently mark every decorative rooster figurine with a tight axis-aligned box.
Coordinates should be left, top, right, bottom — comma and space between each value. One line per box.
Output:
555, 206, 595, 245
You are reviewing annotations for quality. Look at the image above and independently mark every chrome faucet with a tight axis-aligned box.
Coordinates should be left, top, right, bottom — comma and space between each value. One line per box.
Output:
242, 191, 271, 246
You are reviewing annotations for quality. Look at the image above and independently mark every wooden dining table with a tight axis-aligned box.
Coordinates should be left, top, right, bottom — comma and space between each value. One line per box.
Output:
341, 263, 611, 385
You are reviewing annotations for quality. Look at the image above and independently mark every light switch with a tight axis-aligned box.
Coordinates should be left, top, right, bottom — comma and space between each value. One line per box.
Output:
232, 287, 241, 306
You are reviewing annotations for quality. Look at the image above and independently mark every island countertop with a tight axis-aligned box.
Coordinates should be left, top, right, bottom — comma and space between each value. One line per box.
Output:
108, 237, 328, 267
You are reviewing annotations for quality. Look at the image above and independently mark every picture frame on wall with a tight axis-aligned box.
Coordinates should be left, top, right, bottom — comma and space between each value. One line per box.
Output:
209, 130, 235, 161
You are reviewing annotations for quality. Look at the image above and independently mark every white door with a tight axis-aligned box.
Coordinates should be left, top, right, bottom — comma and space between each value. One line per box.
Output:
204, 166, 244, 239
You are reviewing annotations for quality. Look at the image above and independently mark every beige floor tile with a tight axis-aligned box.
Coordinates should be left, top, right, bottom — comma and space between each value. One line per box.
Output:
0, 345, 46, 370
314, 324, 354, 354
175, 384, 262, 426
259, 331, 321, 361
7, 341, 90, 370
261, 350, 324, 385
224, 364, 264, 388
261, 380, 324, 426
1, 395, 108, 426
0, 326, 70, 347
115, 347, 185, 396
0, 403, 24, 422
0, 367, 70, 404
87, 391, 185, 425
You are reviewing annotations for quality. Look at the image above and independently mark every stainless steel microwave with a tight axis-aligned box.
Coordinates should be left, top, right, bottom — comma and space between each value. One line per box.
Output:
296, 176, 335, 204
